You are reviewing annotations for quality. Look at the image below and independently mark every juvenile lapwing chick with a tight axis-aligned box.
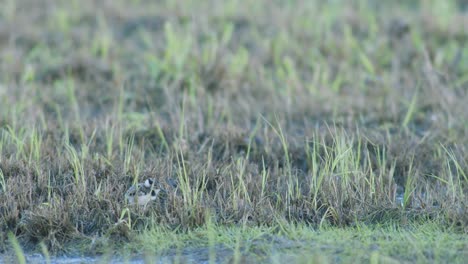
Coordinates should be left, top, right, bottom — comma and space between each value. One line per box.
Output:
125, 179, 161, 206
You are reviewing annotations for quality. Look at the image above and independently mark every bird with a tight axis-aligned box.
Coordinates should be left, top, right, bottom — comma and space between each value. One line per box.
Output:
125, 178, 161, 206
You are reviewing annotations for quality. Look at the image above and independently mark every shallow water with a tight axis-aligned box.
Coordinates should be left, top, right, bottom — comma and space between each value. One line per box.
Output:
3, 246, 236, 264
2, 254, 122, 264
395, 190, 404, 206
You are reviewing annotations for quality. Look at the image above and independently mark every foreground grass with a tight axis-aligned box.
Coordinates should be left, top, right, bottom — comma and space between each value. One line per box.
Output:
4, 221, 467, 263
0, 0, 467, 261
132, 222, 468, 263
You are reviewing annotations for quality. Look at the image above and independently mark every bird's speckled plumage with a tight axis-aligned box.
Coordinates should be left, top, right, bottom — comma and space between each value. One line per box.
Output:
125, 178, 161, 206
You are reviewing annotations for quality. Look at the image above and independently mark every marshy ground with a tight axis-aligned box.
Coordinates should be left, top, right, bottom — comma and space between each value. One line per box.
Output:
0, 0, 467, 263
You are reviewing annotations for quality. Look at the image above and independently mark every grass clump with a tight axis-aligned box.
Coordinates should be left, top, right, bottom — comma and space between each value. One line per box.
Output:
0, 0, 467, 261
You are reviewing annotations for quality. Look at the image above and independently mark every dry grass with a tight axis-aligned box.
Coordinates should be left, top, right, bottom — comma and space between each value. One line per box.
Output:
0, 0, 467, 256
